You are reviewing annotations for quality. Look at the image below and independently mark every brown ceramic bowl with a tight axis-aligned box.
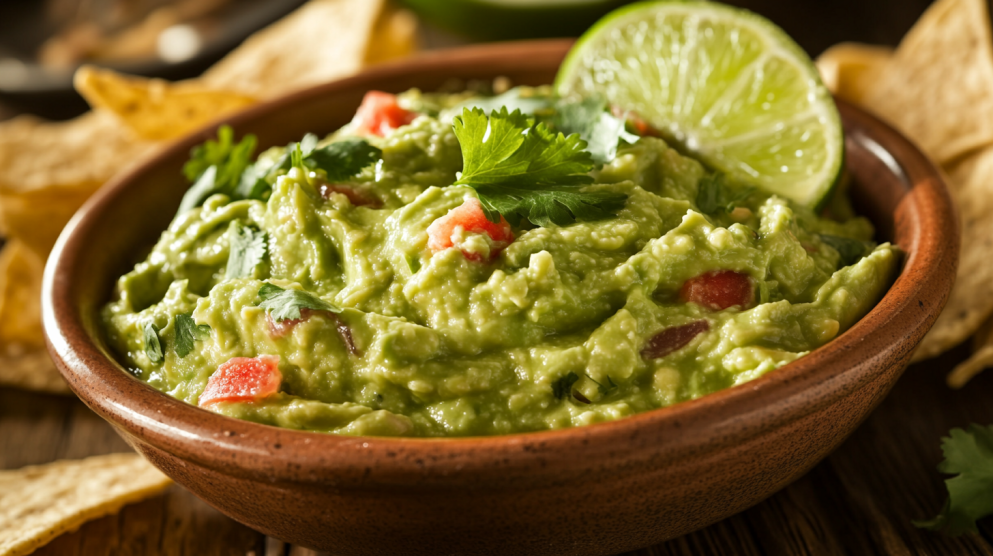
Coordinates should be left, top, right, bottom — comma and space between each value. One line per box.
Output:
43, 40, 957, 556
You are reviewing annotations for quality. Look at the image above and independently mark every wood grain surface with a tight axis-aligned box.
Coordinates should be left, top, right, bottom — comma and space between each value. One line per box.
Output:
2, 345, 990, 556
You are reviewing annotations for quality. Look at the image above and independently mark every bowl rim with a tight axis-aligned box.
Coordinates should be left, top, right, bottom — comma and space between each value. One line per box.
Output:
42, 39, 958, 483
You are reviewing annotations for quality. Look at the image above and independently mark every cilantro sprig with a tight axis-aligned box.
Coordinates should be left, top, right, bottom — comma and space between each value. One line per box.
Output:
174, 313, 210, 358
456, 90, 639, 166
552, 372, 580, 399
915, 424, 993, 536
695, 173, 754, 215
452, 107, 627, 227
258, 283, 341, 322
178, 126, 258, 215
552, 96, 638, 165
178, 128, 381, 216
225, 222, 267, 280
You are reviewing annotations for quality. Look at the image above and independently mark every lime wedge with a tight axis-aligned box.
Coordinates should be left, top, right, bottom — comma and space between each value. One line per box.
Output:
555, 1, 843, 209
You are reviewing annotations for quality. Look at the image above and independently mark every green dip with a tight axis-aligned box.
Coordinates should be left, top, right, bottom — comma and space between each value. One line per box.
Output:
102, 88, 898, 437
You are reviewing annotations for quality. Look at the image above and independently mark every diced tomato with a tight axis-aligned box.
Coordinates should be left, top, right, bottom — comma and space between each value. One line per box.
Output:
680, 270, 754, 311
641, 320, 710, 360
199, 355, 282, 407
320, 183, 382, 208
352, 91, 417, 137
426, 198, 514, 262
265, 310, 360, 355
610, 105, 661, 138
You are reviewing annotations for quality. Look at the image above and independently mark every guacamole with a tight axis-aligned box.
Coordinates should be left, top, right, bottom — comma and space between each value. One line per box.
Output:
102, 88, 898, 437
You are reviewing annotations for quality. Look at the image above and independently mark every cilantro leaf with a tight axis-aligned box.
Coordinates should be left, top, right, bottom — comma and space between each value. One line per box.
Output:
174, 313, 210, 358
915, 424, 993, 535
306, 139, 382, 182
452, 107, 625, 226
696, 173, 754, 214
819, 234, 871, 268
474, 184, 627, 228
290, 141, 305, 169
225, 221, 267, 279
552, 372, 580, 400
234, 165, 271, 201
178, 129, 381, 216
143, 322, 163, 364
586, 373, 617, 395
553, 97, 638, 165
178, 125, 257, 215
257, 283, 341, 322
275, 135, 381, 182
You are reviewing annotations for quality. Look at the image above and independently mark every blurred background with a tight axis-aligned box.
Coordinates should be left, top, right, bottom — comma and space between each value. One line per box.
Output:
0, 0, 934, 120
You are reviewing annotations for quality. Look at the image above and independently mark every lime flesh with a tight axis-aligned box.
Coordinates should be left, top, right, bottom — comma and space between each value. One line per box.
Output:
555, 1, 843, 209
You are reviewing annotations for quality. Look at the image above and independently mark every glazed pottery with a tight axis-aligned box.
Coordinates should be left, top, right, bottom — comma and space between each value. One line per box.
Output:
43, 40, 958, 556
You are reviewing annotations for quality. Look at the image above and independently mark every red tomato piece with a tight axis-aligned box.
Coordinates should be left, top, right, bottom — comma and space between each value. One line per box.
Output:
426, 198, 514, 262
320, 184, 382, 208
641, 320, 710, 360
199, 355, 282, 407
680, 270, 754, 311
353, 91, 417, 137
610, 105, 661, 138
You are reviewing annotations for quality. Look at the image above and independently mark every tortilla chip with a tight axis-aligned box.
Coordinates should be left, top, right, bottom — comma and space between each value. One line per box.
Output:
948, 319, 993, 388
0, 240, 45, 348
364, 5, 419, 66
0, 240, 70, 394
0, 111, 155, 195
0, 453, 171, 556
816, 43, 893, 105
0, 111, 157, 255
945, 299, 993, 387
0, 349, 69, 395
914, 146, 993, 360
199, 0, 387, 98
861, 0, 993, 165
74, 66, 257, 141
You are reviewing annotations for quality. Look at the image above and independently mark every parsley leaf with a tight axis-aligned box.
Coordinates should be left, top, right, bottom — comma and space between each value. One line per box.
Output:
257, 283, 341, 322
552, 372, 580, 400
819, 234, 871, 268
696, 173, 754, 214
553, 97, 638, 165
225, 221, 267, 279
915, 424, 993, 535
174, 313, 210, 358
452, 107, 626, 226
178, 125, 258, 215
143, 322, 163, 364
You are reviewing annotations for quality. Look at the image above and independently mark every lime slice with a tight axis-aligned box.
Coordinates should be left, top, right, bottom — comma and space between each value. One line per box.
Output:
555, 1, 843, 208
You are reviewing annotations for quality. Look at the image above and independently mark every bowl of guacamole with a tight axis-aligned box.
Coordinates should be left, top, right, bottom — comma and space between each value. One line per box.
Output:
99, 81, 898, 437
42, 40, 956, 555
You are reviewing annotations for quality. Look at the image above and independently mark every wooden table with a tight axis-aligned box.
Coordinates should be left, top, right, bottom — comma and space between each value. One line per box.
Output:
3, 344, 991, 556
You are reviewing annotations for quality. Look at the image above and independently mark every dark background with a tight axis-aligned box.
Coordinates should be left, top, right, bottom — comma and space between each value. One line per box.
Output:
0, 0, 938, 120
